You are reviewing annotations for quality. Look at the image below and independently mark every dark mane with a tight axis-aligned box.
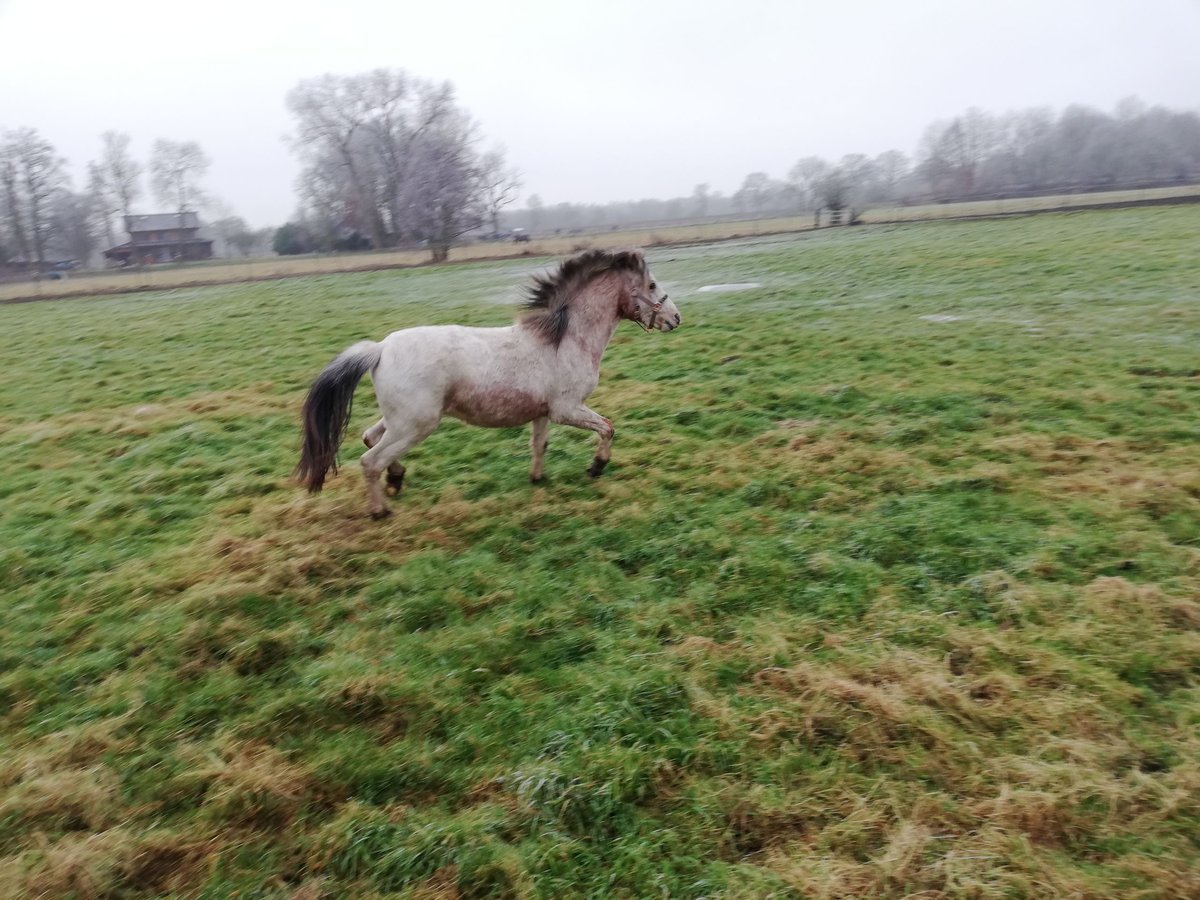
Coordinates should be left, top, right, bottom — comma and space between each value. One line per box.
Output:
521, 248, 646, 346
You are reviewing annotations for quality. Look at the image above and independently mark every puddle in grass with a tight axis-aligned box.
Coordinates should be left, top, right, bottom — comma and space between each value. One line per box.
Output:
696, 282, 763, 293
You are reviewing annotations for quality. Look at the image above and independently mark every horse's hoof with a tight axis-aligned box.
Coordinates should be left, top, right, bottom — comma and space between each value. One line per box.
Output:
370, 507, 393, 520
530, 473, 544, 484
587, 457, 608, 478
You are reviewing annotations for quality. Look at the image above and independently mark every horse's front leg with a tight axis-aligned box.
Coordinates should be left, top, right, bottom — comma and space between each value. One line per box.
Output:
551, 405, 614, 478
529, 416, 550, 483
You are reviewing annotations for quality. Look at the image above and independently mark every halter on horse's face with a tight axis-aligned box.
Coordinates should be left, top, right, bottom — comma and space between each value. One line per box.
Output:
627, 268, 682, 333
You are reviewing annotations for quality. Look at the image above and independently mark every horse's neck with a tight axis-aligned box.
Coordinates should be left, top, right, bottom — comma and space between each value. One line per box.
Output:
561, 290, 621, 370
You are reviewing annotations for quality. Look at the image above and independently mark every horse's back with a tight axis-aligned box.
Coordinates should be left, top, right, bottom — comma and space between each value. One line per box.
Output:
373, 324, 551, 427
377, 323, 525, 372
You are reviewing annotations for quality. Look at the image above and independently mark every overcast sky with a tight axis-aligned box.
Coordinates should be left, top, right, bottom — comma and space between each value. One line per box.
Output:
2, 0, 1198, 228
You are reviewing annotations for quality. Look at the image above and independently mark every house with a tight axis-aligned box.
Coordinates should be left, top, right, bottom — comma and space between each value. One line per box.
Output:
103, 212, 214, 265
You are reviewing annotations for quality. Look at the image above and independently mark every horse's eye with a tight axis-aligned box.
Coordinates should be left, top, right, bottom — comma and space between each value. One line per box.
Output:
649, 282, 657, 291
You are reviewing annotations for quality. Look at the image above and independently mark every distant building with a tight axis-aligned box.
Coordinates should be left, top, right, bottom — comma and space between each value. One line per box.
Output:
103, 212, 214, 265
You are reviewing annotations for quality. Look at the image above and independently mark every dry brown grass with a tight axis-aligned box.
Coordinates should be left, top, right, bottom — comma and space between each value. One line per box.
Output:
674, 564, 1200, 897
2, 828, 213, 900
188, 739, 312, 827
5, 384, 290, 446
0, 766, 120, 834
408, 866, 463, 899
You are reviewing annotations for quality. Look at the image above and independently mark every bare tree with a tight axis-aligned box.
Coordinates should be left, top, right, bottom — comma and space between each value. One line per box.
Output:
364, 73, 457, 243
49, 190, 99, 264
692, 183, 710, 218
288, 69, 505, 260
287, 74, 381, 245
211, 215, 259, 257
918, 107, 1000, 198
397, 109, 484, 261
815, 167, 853, 223
526, 193, 543, 231
872, 150, 910, 202
0, 128, 68, 268
837, 153, 878, 220
0, 141, 33, 263
989, 106, 1054, 189
294, 145, 358, 240
150, 139, 210, 263
788, 156, 832, 210
287, 70, 459, 250
86, 163, 119, 247
734, 172, 771, 214
477, 147, 521, 236
150, 139, 209, 213
90, 131, 142, 240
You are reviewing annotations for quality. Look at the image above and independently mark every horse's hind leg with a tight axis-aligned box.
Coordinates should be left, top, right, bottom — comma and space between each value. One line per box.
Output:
364, 418, 406, 495
385, 462, 406, 496
363, 418, 386, 448
360, 417, 440, 519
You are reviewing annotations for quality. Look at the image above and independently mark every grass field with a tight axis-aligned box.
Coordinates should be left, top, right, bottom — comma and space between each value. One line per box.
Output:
3, 183, 1198, 305
1, 207, 1198, 897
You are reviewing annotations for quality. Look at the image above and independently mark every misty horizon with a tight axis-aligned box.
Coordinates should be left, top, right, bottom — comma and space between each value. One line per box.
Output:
3, 0, 1200, 229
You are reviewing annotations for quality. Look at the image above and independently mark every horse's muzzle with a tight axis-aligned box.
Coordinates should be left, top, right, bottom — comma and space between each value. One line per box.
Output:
653, 299, 681, 332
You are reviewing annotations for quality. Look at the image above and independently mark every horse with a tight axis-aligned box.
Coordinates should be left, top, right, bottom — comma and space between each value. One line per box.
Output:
296, 248, 682, 518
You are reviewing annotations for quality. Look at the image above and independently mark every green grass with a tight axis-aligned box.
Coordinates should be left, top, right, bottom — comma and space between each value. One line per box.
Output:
2, 207, 1199, 898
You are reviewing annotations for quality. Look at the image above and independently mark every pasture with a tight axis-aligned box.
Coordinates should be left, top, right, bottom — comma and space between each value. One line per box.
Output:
1, 207, 1198, 897
3, 182, 1198, 306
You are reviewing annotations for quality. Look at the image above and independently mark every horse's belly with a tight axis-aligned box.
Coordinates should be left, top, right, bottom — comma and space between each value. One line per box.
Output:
445, 385, 549, 428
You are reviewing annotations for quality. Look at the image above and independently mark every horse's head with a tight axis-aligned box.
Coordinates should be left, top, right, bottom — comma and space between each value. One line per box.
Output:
621, 253, 681, 333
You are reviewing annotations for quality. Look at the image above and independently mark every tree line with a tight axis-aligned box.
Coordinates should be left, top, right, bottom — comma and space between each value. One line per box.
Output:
4, 91, 1198, 271
0, 129, 272, 272
506, 99, 1200, 234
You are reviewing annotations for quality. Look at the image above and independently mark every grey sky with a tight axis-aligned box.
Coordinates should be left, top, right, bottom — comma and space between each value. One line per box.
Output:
3, 0, 1198, 228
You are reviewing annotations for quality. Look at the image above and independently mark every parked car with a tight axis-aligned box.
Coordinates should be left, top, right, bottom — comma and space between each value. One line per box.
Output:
43, 260, 80, 279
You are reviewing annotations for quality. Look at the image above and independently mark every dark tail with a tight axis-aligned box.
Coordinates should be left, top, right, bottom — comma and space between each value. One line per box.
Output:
296, 340, 383, 493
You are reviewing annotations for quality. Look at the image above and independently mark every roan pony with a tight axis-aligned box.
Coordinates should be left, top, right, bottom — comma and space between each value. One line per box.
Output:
297, 249, 681, 518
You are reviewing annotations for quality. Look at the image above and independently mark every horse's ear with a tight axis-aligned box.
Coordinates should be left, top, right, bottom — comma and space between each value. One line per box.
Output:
619, 248, 645, 273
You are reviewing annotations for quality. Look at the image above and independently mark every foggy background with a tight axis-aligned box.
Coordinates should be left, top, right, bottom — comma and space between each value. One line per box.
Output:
3, 0, 1198, 227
